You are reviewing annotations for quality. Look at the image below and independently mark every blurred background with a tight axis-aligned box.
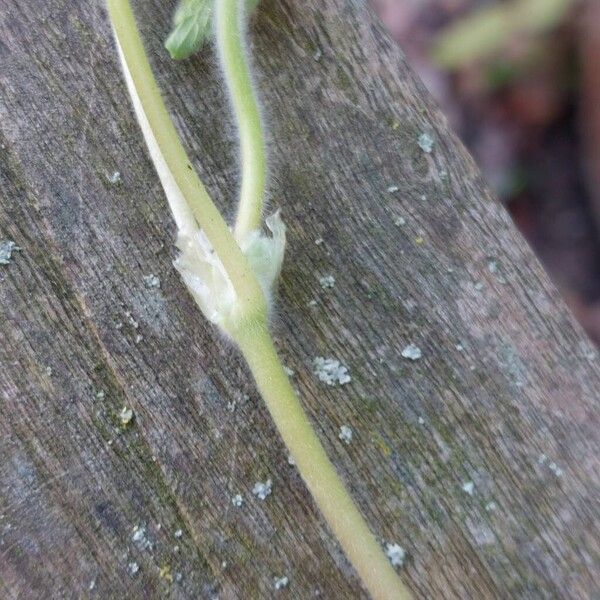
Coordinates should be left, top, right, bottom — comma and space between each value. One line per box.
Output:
374, 0, 600, 344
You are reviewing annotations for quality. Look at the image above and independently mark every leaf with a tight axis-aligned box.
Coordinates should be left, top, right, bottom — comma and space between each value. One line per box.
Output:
165, 0, 261, 61
165, 0, 213, 60
431, 0, 573, 70
174, 211, 286, 330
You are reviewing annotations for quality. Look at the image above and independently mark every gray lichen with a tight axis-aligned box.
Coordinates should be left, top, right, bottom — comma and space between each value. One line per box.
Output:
401, 344, 422, 361
318, 274, 335, 289
273, 575, 289, 590
417, 132, 435, 153
0, 240, 20, 265
252, 479, 272, 500
338, 425, 353, 445
143, 274, 161, 289
385, 543, 406, 567
313, 357, 351, 386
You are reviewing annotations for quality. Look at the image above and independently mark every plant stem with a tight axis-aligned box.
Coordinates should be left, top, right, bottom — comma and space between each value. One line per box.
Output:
107, 0, 266, 319
215, 0, 267, 240
108, 2, 412, 597
233, 321, 412, 600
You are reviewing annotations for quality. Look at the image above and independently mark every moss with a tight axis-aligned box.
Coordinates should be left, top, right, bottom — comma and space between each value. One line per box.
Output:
335, 64, 353, 91
230, 530, 260, 564
420, 489, 447, 526
370, 431, 392, 458
362, 397, 379, 415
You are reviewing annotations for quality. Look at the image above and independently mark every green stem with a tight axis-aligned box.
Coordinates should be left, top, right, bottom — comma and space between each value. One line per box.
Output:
234, 321, 412, 600
108, 2, 412, 597
107, 0, 266, 319
215, 0, 267, 239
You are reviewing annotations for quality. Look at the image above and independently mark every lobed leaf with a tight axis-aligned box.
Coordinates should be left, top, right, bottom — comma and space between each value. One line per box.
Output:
165, 0, 260, 60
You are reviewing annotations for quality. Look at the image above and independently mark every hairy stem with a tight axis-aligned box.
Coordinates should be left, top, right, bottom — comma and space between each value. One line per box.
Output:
107, 0, 266, 318
234, 321, 412, 600
215, 0, 267, 239
108, 2, 412, 597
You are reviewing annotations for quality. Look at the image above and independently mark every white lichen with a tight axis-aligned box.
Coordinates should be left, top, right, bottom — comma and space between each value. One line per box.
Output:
394, 216, 406, 226
462, 481, 475, 496
401, 344, 422, 361
174, 211, 285, 333
287, 454, 296, 466
283, 365, 295, 377
174, 528, 183, 538
417, 132, 435, 153
313, 357, 351, 386
127, 561, 139, 576
125, 311, 139, 329
108, 170, 122, 184
538, 454, 563, 477
387, 185, 399, 193
143, 274, 161, 289
318, 274, 335, 289
231, 493, 244, 507
131, 525, 153, 550
273, 575, 289, 590
338, 425, 353, 445
119, 406, 133, 426
0, 240, 19, 265
385, 543, 406, 567
548, 462, 563, 477
252, 479, 272, 501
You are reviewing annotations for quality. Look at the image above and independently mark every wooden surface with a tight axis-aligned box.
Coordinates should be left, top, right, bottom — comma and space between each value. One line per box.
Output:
1, 0, 599, 598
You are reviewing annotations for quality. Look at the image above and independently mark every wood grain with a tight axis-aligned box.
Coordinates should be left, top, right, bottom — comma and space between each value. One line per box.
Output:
0, 0, 598, 598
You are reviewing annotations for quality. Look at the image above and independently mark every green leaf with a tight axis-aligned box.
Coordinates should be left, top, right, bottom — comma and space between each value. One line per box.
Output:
165, 0, 260, 61
165, 0, 212, 60
431, 0, 573, 70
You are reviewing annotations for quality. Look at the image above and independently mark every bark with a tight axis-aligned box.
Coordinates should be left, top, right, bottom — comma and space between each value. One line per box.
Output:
0, 0, 599, 598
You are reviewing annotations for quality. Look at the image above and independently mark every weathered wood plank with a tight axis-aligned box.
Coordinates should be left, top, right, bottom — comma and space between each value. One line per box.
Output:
0, 139, 217, 598
1, 0, 599, 598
